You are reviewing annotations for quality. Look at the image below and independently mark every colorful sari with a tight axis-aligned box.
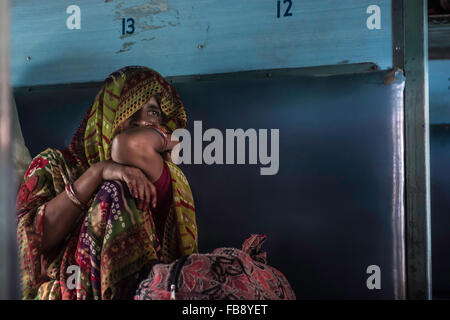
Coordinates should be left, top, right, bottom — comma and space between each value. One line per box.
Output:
16, 66, 198, 300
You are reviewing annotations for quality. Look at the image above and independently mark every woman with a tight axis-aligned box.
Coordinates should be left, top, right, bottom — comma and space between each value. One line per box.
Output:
16, 66, 198, 300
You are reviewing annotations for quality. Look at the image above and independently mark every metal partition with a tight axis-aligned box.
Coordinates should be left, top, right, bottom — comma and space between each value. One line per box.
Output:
429, 60, 450, 299
0, 0, 18, 300
402, 0, 431, 300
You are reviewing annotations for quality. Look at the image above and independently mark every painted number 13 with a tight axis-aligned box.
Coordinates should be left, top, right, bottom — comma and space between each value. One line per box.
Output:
277, 0, 293, 18
122, 18, 135, 35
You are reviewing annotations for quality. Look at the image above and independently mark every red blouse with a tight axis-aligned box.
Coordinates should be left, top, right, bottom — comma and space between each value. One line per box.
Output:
151, 162, 173, 244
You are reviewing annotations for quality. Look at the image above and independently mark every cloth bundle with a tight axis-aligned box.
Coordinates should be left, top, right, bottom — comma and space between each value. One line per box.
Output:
134, 234, 296, 300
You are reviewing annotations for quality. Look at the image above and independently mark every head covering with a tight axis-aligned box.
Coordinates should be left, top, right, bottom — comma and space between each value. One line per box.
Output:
16, 67, 198, 300
69, 66, 187, 167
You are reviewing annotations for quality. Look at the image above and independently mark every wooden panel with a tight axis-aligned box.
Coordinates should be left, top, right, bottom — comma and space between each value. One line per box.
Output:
11, 0, 392, 86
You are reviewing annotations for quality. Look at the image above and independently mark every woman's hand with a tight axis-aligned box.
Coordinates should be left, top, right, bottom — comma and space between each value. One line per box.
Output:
161, 134, 180, 164
162, 151, 173, 163
164, 133, 180, 152
99, 160, 157, 212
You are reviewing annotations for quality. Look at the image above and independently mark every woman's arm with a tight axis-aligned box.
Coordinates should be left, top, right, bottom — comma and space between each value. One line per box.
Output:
41, 162, 103, 252
42, 160, 157, 253
111, 127, 178, 183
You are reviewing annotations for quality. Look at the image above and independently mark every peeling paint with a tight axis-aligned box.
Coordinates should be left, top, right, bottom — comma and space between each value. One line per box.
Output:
139, 21, 166, 30
116, 41, 135, 54
383, 68, 399, 85
120, 33, 132, 40
114, 0, 180, 37
198, 24, 210, 50
119, 0, 169, 19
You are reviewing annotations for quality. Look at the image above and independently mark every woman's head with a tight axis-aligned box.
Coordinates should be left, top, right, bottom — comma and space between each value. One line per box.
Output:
70, 66, 187, 167
111, 68, 186, 135
116, 95, 165, 134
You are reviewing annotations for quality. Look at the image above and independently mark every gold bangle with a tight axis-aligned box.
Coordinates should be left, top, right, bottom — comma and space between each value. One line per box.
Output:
65, 183, 87, 211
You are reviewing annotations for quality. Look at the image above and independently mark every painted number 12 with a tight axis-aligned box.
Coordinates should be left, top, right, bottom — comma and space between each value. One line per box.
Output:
277, 0, 293, 18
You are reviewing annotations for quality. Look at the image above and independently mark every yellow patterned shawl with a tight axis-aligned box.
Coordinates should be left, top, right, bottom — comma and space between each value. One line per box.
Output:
83, 65, 198, 258
84, 66, 187, 165
16, 66, 197, 299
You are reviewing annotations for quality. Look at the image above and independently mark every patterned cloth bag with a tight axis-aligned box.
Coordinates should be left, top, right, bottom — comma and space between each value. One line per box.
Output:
134, 234, 296, 300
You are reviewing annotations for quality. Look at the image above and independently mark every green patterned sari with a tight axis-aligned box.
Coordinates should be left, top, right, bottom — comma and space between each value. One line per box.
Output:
16, 67, 198, 299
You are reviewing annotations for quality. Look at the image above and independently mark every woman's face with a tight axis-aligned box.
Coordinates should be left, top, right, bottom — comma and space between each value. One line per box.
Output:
118, 96, 163, 133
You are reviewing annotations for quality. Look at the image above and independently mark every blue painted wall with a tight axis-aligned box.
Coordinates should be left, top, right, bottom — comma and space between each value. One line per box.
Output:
429, 60, 450, 125
429, 59, 450, 299
11, 0, 392, 86
430, 125, 450, 299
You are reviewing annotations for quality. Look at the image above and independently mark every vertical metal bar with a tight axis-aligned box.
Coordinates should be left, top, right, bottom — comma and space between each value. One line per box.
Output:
392, 0, 405, 69
403, 0, 432, 300
0, 0, 16, 300
391, 0, 407, 301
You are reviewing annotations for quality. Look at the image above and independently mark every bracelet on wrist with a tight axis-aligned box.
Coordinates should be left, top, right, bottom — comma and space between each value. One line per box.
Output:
150, 125, 168, 150
65, 183, 88, 211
